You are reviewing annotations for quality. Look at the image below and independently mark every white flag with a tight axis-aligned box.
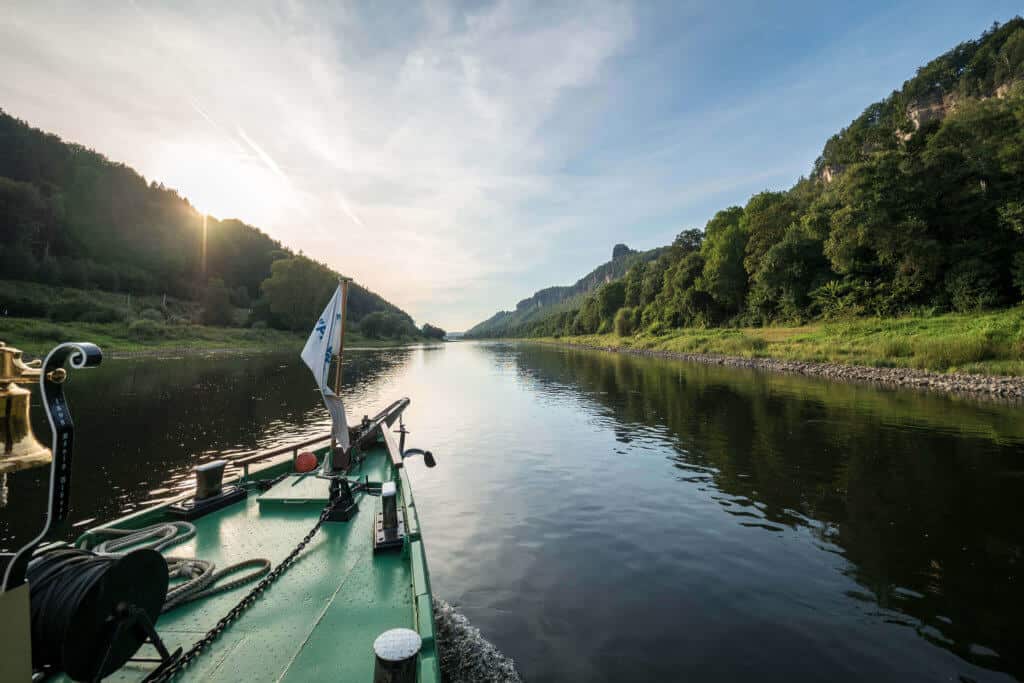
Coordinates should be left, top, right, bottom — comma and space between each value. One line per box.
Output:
322, 393, 350, 449
301, 285, 350, 448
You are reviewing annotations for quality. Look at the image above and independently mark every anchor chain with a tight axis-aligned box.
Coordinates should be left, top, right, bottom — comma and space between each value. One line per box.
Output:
143, 494, 346, 682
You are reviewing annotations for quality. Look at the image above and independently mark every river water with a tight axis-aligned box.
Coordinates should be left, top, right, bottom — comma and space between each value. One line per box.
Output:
2, 341, 1022, 682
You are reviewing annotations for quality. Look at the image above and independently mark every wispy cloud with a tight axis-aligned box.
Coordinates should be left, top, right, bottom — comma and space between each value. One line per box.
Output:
0, 0, 637, 327
333, 191, 367, 230
236, 126, 291, 186
2, 0, 1016, 328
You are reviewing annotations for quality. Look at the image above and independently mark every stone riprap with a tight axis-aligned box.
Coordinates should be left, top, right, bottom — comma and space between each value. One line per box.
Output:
546, 342, 1024, 401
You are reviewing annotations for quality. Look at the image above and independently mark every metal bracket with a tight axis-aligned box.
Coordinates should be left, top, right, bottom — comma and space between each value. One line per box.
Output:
1, 342, 102, 592
373, 510, 406, 552
325, 477, 358, 522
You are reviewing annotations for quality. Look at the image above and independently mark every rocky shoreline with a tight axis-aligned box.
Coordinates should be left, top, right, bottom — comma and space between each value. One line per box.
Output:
542, 341, 1024, 401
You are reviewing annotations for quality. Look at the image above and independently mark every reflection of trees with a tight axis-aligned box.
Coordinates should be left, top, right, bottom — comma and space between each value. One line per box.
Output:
513, 344, 1024, 676
2, 349, 412, 550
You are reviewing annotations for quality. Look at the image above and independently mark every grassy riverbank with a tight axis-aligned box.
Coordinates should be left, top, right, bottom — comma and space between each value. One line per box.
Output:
0, 280, 436, 355
538, 307, 1024, 376
0, 317, 433, 356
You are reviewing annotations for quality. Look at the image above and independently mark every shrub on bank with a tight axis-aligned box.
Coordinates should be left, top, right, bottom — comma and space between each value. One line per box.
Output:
49, 300, 95, 322
78, 307, 123, 323
614, 307, 638, 337
21, 323, 67, 343
913, 336, 1000, 370
128, 319, 166, 341
1, 296, 48, 318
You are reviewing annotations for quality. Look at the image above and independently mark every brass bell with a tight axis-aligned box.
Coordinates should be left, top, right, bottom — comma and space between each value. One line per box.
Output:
0, 342, 51, 475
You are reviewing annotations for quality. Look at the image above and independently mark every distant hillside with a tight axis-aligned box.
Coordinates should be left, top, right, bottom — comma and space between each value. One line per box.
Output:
0, 110, 418, 334
472, 17, 1024, 341
816, 18, 1024, 179
465, 244, 666, 337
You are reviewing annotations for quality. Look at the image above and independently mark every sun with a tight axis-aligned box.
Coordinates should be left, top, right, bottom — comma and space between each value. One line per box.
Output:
146, 137, 290, 224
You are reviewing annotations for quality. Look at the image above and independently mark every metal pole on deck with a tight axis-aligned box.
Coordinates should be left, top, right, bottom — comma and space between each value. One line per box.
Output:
330, 277, 352, 462
334, 277, 350, 396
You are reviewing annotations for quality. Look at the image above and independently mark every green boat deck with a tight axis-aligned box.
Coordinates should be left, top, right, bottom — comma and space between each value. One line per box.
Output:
67, 442, 439, 682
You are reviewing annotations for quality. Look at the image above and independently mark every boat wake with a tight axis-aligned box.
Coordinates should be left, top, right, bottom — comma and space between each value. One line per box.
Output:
433, 599, 523, 683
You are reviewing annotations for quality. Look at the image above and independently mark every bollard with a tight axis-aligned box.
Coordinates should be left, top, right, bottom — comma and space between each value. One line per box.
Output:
373, 628, 421, 683
381, 481, 398, 531
195, 460, 227, 500
373, 481, 405, 552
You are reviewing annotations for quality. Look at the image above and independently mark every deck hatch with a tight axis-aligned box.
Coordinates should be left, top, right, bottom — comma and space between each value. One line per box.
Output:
257, 474, 330, 506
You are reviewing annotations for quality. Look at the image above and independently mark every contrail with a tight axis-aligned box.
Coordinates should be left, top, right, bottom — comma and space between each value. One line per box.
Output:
334, 190, 367, 229
237, 126, 290, 185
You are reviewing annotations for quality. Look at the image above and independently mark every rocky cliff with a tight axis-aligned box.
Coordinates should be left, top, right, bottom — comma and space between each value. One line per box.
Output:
467, 244, 664, 337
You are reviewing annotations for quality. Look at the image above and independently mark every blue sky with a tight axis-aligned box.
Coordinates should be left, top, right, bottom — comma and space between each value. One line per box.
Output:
1, 1, 1020, 329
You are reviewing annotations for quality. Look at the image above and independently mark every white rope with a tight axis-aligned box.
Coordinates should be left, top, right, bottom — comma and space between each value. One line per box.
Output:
80, 523, 269, 612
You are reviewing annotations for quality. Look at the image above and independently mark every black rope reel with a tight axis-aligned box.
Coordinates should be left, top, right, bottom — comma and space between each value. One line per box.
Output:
28, 547, 169, 681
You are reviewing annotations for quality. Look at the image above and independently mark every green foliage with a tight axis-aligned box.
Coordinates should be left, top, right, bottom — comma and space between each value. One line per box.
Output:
550, 306, 1024, 375
623, 262, 645, 307
49, 300, 95, 322
945, 259, 1000, 312
596, 281, 626, 321
359, 311, 418, 339
200, 278, 235, 326
465, 245, 665, 338
696, 210, 747, 314
741, 191, 802, 275
259, 258, 336, 330
749, 221, 833, 322
79, 307, 122, 323
421, 323, 446, 339
1012, 252, 1024, 298
573, 294, 602, 335
462, 19, 1024, 344
0, 109, 416, 332
613, 306, 639, 336
128, 319, 164, 341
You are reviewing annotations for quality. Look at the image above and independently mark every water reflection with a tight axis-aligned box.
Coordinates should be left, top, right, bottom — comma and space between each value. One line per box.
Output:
1, 349, 413, 549
2, 342, 1021, 682
509, 344, 1024, 679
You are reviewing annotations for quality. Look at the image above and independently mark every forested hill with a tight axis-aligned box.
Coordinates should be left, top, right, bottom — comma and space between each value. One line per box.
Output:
465, 243, 666, 337
469, 18, 1024, 340
0, 110, 421, 336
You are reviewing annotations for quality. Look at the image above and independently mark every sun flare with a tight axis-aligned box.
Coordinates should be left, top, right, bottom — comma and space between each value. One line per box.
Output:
147, 138, 290, 223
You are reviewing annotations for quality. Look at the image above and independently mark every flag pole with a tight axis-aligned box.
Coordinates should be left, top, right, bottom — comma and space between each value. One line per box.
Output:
333, 277, 351, 396
330, 277, 352, 465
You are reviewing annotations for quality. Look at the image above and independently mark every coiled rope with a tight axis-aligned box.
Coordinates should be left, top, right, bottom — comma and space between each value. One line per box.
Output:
78, 522, 270, 613
26, 546, 169, 679
28, 549, 120, 669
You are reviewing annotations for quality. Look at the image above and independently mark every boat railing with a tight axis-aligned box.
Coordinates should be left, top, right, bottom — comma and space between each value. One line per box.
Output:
233, 433, 331, 478
230, 398, 411, 478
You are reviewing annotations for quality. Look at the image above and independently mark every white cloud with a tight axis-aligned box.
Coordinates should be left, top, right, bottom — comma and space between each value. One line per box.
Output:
0, 0, 635, 328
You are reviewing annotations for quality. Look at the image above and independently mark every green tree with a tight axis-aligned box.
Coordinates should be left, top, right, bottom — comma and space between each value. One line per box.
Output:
654, 251, 709, 327
696, 209, 748, 315
259, 257, 336, 330
741, 191, 802, 275
748, 225, 831, 322
596, 281, 626, 323
360, 311, 418, 339
422, 323, 446, 339
573, 295, 602, 335
613, 307, 638, 336
671, 228, 704, 256
200, 277, 235, 326
623, 262, 646, 307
